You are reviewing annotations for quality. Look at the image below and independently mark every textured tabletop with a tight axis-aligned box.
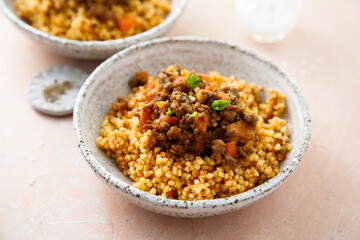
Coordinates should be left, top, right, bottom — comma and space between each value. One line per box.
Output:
1, 0, 359, 239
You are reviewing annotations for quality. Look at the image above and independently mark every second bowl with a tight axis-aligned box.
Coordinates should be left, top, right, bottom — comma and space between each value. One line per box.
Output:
0, 0, 187, 59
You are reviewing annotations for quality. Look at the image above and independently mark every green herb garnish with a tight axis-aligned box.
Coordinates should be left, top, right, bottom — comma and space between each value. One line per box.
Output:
191, 111, 198, 118
211, 100, 231, 110
166, 108, 172, 116
185, 73, 200, 90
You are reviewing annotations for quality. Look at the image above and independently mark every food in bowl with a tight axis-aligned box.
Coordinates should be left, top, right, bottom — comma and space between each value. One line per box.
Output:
96, 65, 292, 200
13, 0, 171, 41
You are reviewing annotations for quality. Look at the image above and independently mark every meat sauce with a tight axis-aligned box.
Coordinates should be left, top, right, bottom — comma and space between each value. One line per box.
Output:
128, 66, 258, 168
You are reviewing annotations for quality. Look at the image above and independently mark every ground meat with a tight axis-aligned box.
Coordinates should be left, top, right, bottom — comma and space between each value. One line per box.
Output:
179, 113, 195, 129
191, 132, 212, 155
169, 143, 187, 155
144, 101, 155, 109
152, 131, 167, 142
220, 110, 237, 122
220, 86, 231, 93
224, 154, 237, 168
198, 80, 210, 90
143, 120, 172, 132
170, 91, 194, 117
213, 127, 225, 139
112, 96, 128, 112
194, 102, 211, 116
132, 68, 258, 166
167, 126, 183, 140
211, 139, 226, 162
196, 90, 212, 104
86, 4, 116, 22
237, 146, 249, 161
230, 87, 240, 98
243, 113, 258, 128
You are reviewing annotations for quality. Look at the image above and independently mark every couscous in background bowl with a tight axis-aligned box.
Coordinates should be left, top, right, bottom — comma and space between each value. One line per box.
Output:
0, 0, 187, 60
73, 37, 311, 217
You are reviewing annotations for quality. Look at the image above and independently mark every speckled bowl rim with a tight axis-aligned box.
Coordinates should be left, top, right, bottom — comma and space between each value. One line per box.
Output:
0, 0, 187, 49
74, 37, 311, 210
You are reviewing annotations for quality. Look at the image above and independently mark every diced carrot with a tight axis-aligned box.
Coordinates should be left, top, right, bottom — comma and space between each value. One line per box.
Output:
194, 115, 208, 133
163, 115, 180, 125
200, 74, 213, 83
225, 141, 238, 158
143, 77, 159, 99
143, 87, 158, 99
217, 92, 230, 100
139, 108, 152, 127
116, 14, 135, 34
205, 83, 220, 91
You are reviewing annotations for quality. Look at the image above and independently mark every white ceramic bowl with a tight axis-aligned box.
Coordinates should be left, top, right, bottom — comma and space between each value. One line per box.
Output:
0, 0, 187, 60
74, 37, 311, 217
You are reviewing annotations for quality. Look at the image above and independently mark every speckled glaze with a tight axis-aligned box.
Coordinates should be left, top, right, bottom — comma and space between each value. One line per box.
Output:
73, 37, 311, 218
0, 0, 187, 60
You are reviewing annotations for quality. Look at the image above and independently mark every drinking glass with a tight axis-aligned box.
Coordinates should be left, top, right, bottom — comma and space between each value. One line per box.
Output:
234, 0, 303, 43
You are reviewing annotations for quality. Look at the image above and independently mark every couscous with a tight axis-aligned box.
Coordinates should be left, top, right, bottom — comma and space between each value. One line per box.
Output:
14, 0, 171, 41
96, 65, 292, 200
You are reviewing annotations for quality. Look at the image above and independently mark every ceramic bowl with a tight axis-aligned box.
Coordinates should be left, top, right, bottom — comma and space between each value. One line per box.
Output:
0, 0, 187, 60
73, 37, 311, 217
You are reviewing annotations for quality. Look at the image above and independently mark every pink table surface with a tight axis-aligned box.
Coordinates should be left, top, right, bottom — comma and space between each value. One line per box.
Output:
1, 0, 360, 239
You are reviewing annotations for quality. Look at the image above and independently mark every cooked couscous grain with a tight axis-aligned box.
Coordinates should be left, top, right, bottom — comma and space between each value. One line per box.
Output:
96, 65, 292, 200
14, 0, 171, 41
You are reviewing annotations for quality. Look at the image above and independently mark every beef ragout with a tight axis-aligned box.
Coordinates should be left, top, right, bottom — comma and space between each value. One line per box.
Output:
128, 66, 259, 168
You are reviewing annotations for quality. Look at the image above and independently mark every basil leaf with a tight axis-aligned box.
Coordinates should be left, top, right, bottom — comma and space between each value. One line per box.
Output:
191, 111, 198, 118
211, 100, 231, 111
166, 108, 172, 116
185, 73, 200, 90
